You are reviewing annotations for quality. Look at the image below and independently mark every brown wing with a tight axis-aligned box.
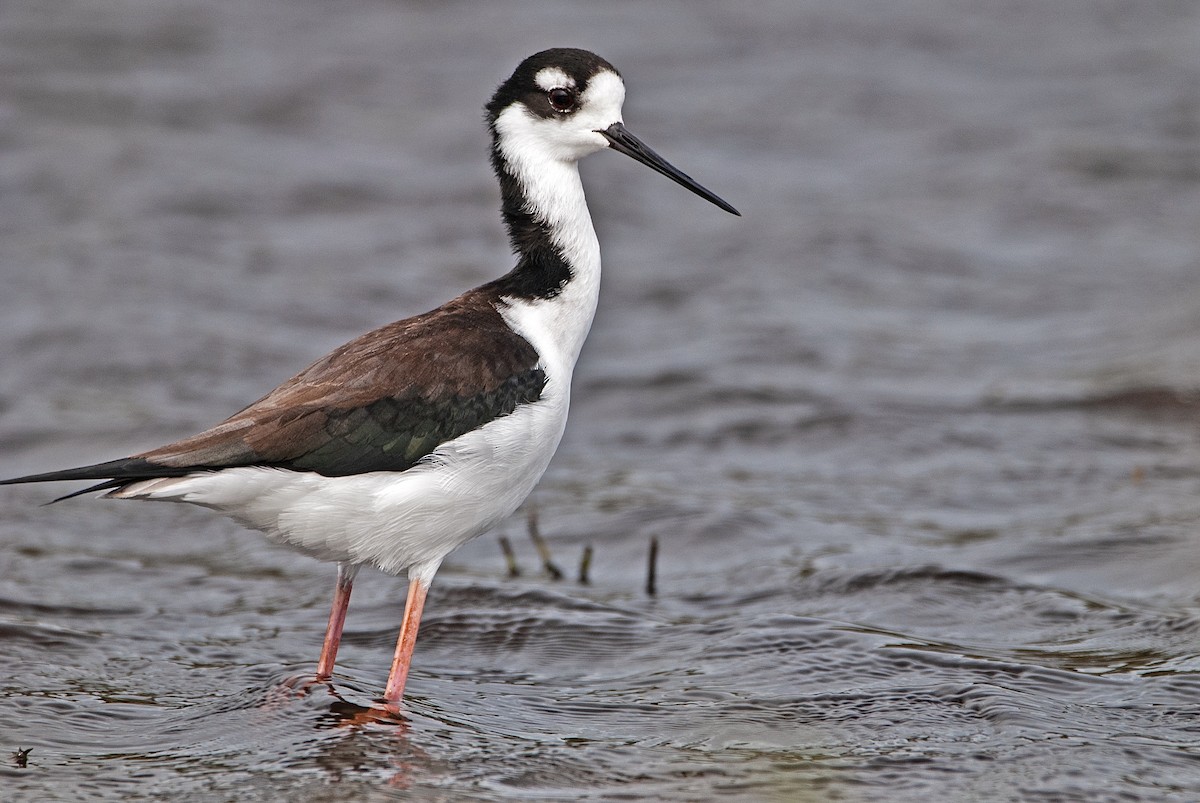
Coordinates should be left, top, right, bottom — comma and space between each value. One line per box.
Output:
0, 291, 546, 495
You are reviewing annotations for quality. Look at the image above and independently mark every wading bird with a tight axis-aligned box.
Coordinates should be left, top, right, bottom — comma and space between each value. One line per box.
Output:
1, 48, 738, 713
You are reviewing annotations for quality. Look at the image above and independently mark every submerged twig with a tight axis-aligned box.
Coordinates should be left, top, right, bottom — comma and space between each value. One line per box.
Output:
646, 536, 658, 597
498, 535, 520, 578
578, 544, 593, 585
527, 505, 563, 580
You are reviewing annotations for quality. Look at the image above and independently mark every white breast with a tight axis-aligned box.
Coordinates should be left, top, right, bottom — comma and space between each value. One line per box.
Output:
110, 290, 595, 586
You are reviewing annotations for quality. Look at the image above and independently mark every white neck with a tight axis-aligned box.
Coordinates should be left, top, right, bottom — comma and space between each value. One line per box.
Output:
493, 106, 604, 369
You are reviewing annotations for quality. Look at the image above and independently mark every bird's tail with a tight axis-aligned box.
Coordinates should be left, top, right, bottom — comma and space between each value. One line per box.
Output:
0, 458, 191, 503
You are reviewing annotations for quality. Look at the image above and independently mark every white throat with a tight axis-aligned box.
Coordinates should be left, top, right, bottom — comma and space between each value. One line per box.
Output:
492, 106, 604, 369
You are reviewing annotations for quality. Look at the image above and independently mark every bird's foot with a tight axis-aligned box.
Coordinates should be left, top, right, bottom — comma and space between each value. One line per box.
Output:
261, 674, 339, 709
283, 673, 338, 695
324, 698, 409, 728
266, 675, 408, 727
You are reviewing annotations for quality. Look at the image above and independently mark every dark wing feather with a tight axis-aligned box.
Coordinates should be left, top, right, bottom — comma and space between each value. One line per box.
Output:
0, 457, 198, 502
0, 290, 546, 495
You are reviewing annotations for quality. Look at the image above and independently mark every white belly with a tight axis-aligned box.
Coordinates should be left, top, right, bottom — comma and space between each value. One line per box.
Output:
111, 286, 591, 584
111, 391, 568, 583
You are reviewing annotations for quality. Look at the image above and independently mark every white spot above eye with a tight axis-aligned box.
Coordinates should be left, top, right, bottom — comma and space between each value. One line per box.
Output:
534, 67, 573, 92
579, 71, 625, 119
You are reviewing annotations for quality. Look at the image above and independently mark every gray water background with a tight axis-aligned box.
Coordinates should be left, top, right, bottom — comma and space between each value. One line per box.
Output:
2, 1, 1200, 800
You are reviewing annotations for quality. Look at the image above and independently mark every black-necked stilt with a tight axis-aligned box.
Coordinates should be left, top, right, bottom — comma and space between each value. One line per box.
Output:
0, 48, 738, 713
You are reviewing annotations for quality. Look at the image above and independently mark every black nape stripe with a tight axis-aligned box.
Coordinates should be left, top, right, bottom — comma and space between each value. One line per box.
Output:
485, 147, 574, 300
482, 48, 619, 301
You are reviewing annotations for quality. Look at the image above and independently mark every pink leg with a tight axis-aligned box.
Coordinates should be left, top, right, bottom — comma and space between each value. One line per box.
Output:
315, 563, 358, 681
382, 577, 429, 711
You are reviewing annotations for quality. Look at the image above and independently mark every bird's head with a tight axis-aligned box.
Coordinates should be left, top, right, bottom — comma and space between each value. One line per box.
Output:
487, 48, 739, 215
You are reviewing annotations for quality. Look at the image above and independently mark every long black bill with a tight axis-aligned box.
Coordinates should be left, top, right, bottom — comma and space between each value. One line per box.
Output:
598, 122, 740, 216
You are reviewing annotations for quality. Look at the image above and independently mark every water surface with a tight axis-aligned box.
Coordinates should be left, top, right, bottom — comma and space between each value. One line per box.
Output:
3, 1, 1200, 800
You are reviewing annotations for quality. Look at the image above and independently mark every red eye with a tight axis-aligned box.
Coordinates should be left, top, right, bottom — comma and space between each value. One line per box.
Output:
548, 87, 575, 112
